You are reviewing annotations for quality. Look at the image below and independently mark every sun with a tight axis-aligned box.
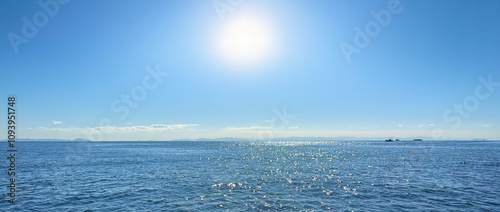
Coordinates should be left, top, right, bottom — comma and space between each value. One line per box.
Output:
217, 16, 275, 64
238, 36, 250, 48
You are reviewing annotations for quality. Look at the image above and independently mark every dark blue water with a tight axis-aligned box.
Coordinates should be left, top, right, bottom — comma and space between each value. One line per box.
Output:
1, 141, 499, 211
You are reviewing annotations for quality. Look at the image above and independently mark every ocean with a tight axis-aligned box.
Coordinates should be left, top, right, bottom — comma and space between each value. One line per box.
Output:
2, 140, 499, 211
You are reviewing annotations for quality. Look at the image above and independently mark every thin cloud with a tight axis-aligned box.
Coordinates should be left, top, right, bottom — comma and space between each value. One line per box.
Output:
288, 126, 299, 129
36, 124, 199, 133
52, 121, 63, 125
224, 126, 272, 131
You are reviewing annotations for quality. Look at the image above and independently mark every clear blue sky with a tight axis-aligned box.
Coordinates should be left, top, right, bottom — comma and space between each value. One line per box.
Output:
1, 0, 499, 140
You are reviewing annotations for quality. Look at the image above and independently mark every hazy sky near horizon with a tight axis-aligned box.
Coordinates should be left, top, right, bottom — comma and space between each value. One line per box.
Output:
1, 0, 500, 140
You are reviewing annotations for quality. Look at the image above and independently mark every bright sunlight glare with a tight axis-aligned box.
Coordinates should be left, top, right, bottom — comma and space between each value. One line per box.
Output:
217, 15, 275, 64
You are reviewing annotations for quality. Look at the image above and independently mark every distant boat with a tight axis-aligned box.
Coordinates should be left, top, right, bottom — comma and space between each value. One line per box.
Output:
413, 139, 423, 141
386, 139, 393, 142
395, 139, 400, 141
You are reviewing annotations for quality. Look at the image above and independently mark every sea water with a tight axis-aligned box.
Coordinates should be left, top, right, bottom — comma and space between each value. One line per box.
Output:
2, 140, 499, 211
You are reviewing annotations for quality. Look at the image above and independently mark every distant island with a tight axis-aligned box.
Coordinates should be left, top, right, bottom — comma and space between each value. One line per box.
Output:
73, 138, 92, 142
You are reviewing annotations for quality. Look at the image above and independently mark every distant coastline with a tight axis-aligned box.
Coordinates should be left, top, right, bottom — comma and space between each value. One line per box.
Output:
1, 137, 494, 142
0, 138, 92, 142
